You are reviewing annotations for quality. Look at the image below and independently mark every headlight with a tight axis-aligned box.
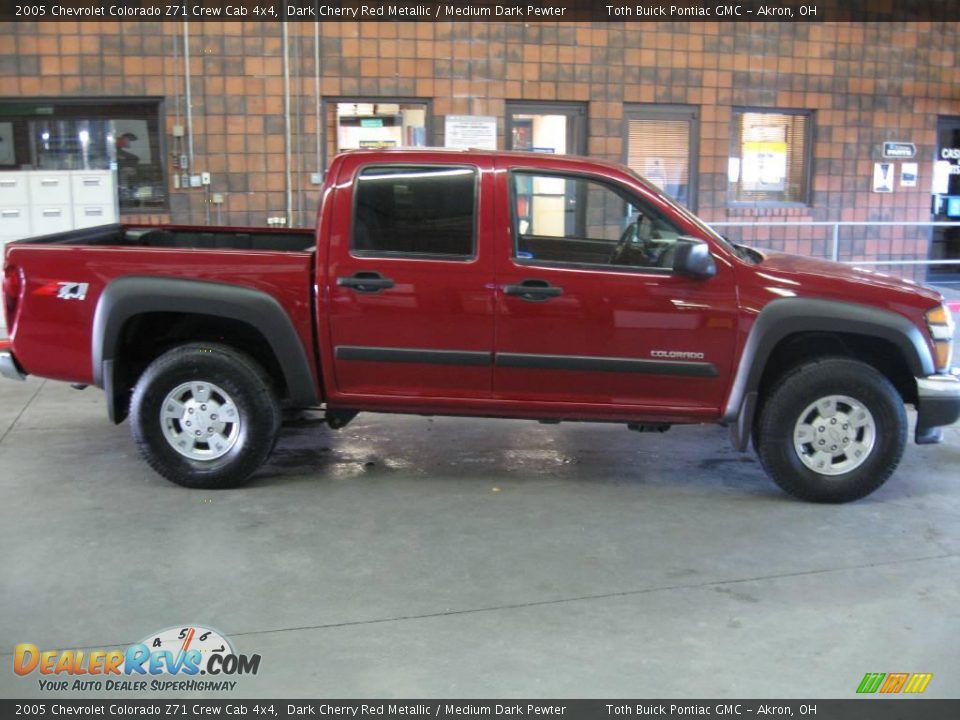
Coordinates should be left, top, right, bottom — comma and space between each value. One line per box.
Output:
926, 304, 955, 372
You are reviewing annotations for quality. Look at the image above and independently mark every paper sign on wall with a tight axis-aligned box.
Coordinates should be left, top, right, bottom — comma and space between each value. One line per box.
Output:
872, 162, 894, 193
900, 162, 918, 188
444, 116, 497, 150
741, 140, 788, 192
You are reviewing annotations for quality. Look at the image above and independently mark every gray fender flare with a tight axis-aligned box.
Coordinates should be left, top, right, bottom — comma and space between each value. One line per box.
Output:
92, 276, 319, 421
724, 297, 934, 450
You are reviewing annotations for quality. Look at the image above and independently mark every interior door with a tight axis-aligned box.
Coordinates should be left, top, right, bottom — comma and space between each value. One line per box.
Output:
493, 163, 739, 413
931, 116, 960, 282
327, 157, 495, 399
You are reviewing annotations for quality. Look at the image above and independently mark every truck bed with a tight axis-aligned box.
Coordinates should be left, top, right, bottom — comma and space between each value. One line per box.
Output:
15, 223, 316, 252
4, 222, 318, 388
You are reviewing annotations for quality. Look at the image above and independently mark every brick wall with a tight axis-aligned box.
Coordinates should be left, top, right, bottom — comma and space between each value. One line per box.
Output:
1, 20, 959, 267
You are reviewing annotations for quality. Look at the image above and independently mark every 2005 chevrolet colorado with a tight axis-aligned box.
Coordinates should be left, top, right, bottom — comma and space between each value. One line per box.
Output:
2, 149, 958, 502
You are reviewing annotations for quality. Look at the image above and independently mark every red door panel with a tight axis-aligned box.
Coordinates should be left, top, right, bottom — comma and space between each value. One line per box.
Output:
492, 159, 740, 413
325, 156, 496, 399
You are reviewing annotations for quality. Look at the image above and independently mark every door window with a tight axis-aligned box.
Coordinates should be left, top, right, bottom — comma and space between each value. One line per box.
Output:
511, 172, 682, 271
352, 165, 477, 259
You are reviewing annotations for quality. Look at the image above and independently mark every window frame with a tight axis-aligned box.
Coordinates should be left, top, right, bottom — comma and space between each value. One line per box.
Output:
507, 168, 684, 276
505, 101, 588, 156
349, 162, 480, 263
727, 107, 814, 208
623, 103, 700, 212
323, 97, 433, 170
0, 96, 168, 214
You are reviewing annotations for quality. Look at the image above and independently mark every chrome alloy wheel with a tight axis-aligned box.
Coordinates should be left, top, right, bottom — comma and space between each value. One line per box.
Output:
160, 381, 240, 461
792, 395, 876, 476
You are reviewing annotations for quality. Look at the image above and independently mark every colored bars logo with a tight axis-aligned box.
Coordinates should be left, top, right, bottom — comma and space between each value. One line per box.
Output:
857, 672, 933, 694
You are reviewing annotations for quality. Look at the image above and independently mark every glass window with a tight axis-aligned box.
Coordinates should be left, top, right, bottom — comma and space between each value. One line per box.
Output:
0, 99, 166, 213
352, 165, 476, 258
625, 105, 699, 210
728, 109, 812, 204
512, 172, 683, 270
506, 102, 586, 155
329, 101, 429, 159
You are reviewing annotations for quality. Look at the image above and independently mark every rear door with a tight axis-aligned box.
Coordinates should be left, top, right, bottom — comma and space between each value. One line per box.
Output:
326, 155, 495, 399
492, 160, 739, 413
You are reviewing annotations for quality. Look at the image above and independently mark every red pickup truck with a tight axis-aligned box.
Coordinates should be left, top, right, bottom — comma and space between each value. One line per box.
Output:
2, 149, 958, 502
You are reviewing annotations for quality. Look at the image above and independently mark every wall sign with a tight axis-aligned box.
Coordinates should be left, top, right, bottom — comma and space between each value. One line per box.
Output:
741, 140, 788, 192
872, 162, 894, 193
444, 115, 497, 150
900, 162, 918, 188
882, 141, 916, 159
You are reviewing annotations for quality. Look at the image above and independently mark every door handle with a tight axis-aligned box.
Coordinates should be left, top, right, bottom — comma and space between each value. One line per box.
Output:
337, 272, 395, 293
503, 279, 564, 301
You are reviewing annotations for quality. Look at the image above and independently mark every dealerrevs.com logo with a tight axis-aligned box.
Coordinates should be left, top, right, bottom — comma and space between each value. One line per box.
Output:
13, 625, 261, 693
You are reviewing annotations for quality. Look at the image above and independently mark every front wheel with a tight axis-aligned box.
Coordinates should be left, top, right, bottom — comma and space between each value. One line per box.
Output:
130, 343, 281, 489
755, 358, 907, 503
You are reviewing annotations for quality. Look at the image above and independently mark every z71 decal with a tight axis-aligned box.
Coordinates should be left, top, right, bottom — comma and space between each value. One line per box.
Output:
34, 282, 90, 301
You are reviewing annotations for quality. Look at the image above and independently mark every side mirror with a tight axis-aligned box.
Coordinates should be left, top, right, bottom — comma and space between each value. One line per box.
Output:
672, 236, 717, 279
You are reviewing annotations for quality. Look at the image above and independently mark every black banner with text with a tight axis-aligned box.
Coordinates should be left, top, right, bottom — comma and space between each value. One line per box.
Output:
4, 700, 960, 720
2, 0, 960, 23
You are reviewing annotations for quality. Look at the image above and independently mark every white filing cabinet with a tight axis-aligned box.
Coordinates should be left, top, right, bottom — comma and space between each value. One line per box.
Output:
0, 172, 30, 206
29, 171, 73, 237
0, 173, 32, 333
71, 171, 117, 229
0, 172, 32, 244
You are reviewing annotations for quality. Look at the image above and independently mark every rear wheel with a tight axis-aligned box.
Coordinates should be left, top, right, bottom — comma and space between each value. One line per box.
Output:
130, 343, 281, 488
755, 358, 906, 503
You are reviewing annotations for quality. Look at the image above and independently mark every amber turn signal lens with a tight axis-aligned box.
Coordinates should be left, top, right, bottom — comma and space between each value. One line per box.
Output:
926, 304, 955, 344
934, 341, 953, 372
927, 305, 951, 327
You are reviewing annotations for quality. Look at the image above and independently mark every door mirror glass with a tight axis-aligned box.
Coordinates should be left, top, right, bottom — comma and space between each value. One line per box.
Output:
672, 237, 717, 279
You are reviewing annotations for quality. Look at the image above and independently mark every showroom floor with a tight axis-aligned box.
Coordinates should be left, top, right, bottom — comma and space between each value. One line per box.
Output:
1, 374, 958, 699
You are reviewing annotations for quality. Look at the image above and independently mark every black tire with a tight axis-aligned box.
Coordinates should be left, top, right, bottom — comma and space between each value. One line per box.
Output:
755, 357, 906, 503
130, 343, 281, 489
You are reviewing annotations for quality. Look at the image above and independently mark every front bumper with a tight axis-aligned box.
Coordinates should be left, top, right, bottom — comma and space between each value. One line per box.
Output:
0, 347, 26, 381
915, 372, 960, 443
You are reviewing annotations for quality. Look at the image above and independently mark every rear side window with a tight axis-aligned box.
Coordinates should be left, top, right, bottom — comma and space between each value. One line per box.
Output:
352, 165, 477, 259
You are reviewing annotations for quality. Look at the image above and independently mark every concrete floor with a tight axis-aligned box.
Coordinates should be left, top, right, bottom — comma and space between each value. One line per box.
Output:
0, 377, 958, 699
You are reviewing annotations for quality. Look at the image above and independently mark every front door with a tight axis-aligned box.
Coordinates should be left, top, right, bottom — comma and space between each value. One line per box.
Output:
493, 163, 739, 414
327, 157, 495, 399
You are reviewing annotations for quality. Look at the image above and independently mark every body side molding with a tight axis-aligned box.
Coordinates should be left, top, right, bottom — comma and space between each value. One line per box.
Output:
496, 352, 718, 377
334, 345, 718, 377
335, 346, 491, 366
